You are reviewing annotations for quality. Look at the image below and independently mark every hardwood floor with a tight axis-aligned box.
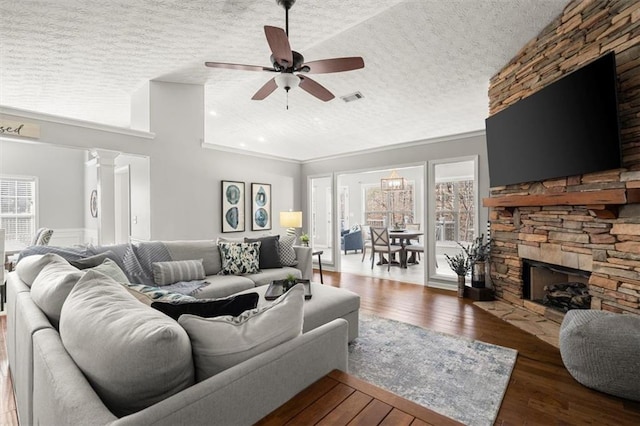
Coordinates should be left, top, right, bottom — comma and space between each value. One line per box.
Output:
2, 270, 640, 425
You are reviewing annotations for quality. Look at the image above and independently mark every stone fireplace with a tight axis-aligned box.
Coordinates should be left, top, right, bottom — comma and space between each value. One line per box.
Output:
484, 0, 640, 319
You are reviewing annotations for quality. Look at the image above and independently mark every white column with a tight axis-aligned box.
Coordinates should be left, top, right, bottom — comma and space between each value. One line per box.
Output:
91, 149, 120, 245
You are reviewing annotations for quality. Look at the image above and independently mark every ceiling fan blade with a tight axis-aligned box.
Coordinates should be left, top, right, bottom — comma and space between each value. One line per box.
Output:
298, 76, 335, 102
251, 78, 278, 100
264, 26, 293, 68
302, 57, 364, 74
205, 62, 276, 72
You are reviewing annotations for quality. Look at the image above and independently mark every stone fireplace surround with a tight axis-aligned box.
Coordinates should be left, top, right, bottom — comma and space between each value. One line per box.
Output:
485, 0, 640, 319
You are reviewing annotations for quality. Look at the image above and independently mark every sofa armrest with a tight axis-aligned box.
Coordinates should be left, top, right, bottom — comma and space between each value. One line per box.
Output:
293, 245, 313, 280
113, 319, 349, 426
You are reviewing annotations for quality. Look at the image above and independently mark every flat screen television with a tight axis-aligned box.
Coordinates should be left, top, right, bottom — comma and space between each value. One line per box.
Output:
485, 51, 622, 188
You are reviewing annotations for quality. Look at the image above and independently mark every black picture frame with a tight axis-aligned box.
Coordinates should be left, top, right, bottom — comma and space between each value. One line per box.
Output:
251, 182, 271, 231
221, 180, 245, 233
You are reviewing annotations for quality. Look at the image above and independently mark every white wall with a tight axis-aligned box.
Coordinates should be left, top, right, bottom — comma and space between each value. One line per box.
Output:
1, 81, 303, 242
115, 154, 151, 242
0, 139, 85, 231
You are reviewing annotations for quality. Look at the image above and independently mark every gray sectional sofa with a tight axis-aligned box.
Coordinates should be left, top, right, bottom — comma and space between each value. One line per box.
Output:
7, 239, 360, 426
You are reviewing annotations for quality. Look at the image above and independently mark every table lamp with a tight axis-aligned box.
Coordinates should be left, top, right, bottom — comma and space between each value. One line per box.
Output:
280, 211, 302, 237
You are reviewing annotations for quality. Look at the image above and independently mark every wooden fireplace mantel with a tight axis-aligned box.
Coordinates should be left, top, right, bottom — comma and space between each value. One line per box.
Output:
483, 188, 640, 218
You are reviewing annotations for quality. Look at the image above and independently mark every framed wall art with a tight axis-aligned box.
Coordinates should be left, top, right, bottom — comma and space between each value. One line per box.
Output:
90, 189, 98, 218
251, 183, 271, 231
221, 180, 245, 232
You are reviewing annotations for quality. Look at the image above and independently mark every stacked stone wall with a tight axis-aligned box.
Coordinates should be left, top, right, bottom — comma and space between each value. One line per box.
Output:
487, 0, 640, 315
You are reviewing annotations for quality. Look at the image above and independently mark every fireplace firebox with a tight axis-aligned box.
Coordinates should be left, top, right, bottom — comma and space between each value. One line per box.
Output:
522, 259, 591, 313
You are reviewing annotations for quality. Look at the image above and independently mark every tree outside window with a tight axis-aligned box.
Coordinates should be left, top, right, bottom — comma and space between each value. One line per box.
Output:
434, 180, 474, 243
363, 182, 415, 227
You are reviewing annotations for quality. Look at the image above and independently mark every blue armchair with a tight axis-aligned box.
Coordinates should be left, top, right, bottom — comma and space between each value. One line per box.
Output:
341, 229, 364, 254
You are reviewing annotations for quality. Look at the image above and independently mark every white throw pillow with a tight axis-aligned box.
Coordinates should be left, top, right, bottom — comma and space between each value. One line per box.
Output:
30, 260, 83, 327
179, 284, 305, 381
60, 270, 194, 417
15, 253, 67, 287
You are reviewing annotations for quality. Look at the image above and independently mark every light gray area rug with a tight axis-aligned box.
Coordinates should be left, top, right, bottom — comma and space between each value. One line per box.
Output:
348, 314, 518, 426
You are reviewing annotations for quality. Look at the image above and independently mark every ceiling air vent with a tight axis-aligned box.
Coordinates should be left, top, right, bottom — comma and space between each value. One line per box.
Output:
340, 91, 364, 103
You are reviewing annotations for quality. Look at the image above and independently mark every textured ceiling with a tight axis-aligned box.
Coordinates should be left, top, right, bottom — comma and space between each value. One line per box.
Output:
0, 0, 569, 161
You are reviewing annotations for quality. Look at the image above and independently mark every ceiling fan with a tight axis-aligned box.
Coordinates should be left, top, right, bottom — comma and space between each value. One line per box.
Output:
204, 0, 364, 103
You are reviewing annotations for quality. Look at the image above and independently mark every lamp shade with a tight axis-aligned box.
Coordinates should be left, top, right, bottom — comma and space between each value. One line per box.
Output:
279, 211, 302, 228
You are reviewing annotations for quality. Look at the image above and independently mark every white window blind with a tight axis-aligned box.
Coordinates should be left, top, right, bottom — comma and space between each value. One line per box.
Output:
1, 176, 37, 246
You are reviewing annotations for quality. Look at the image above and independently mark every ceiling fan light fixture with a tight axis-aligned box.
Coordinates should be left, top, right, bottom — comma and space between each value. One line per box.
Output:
275, 73, 300, 91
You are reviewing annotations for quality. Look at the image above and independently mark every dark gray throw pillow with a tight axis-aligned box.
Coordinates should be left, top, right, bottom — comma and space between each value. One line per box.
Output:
151, 293, 259, 320
244, 235, 282, 269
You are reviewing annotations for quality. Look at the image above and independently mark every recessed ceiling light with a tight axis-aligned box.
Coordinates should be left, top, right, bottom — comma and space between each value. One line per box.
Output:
209, 110, 217, 116
258, 136, 266, 143
239, 142, 246, 148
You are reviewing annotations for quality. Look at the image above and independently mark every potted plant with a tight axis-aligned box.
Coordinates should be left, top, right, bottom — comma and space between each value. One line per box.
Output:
300, 232, 310, 247
462, 234, 491, 288
283, 273, 298, 291
445, 251, 470, 298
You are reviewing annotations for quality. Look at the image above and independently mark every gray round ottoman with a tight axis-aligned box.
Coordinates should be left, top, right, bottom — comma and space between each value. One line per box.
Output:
560, 309, 640, 401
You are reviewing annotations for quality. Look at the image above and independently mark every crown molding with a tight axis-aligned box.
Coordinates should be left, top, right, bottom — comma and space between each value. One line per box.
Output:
0, 105, 155, 139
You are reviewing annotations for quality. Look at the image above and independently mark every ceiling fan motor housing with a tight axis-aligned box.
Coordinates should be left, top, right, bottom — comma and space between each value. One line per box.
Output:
271, 51, 305, 72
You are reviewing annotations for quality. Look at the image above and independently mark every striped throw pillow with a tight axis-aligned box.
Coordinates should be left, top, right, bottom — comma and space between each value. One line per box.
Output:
152, 259, 206, 286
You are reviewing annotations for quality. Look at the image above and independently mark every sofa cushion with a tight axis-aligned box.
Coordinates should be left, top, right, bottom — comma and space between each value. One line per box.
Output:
179, 284, 305, 381
163, 240, 221, 275
90, 258, 130, 284
152, 259, 206, 286
192, 275, 256, 299
279, 234, 298, 266
245, 235, 282, 269
218, 242, 261, 275
123, 283, 197, 305
16, 253, 67, 287
30, 260, 83, 328
60, 270, 195, 417
151, 292, 259, 320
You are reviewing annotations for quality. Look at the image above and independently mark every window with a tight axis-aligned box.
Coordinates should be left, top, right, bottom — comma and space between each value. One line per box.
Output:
363, 182, 415, 227
1, 176, 37, 247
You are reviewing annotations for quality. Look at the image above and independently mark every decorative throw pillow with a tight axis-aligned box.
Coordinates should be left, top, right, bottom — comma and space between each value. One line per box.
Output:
179, 284, 305, 381
15, 253, 67, 287
60, 270, 194, 417
151, 292, 259, 320
244, 235, 282, 269
30, 260, 83, 328
350, 224, 361, 233
89, 258, 129, 284
70, 251, 119, 270
123, 283, 197, 305
278, 234, 298, 266
217, 242, 261, 275
152, 259, 206, 286
35, 228, 53, 245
